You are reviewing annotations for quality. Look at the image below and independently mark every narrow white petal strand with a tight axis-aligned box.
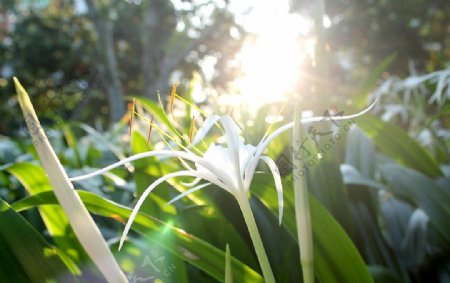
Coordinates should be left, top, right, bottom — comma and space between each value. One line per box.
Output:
70, 150, 201, 182
243, 157, 259, 191
239, 144, 257, 179
119, 171, 197, 250
254, 123, 293, 165
220, 116, 243, 189
260, 156, 284, 225
119, 170, 230, 250
181, 177, 202, 187
167, 183, 211, 205
15, 78, 128, 283
255, 99, 380, 163
190, 115, 220, 146
300, 96, 379, 124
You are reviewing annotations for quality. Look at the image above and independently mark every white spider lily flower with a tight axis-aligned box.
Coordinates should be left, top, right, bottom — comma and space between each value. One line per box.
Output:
71, 115, 282, 282
71, 115, 284, 241
14, 78, 128, 283
70, 100, 377, 283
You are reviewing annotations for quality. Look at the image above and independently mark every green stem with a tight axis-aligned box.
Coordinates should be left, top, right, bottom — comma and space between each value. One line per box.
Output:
237, 194, 276, 283
293, 109, 314, 283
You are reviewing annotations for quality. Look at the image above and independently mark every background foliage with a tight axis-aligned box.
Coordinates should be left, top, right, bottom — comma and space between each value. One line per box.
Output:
0, 0, 449, 282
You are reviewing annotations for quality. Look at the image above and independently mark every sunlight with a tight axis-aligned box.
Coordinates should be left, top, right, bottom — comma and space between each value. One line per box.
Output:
229, 1, 313, 112
233, 34, 302, 106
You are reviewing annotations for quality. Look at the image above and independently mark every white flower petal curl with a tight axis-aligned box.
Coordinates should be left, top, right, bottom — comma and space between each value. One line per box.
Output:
219, 116, 244, 190
260, 156, 284, 225
239, 143, 257, 178
247, 99, 380, 179
167, 182, 212, 205
181, 177, 202, 187
70, 150, 198, 182
119, 170, 229, 250
70, 150, 230, 187
190, 114, 220, 146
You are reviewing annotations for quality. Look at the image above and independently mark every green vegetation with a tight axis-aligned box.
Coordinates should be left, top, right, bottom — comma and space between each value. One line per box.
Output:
0, 0, 448, 282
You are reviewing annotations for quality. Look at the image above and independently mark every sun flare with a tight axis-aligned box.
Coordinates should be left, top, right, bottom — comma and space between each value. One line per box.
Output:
228, 3, 313, 112
234, 35, 303, 106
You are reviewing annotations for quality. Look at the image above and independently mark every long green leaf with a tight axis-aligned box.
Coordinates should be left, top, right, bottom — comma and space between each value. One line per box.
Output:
380, 164, 450, 243
302, 125, 354, 233
251, 174, 374, 283
225, 244, 233, 283
6, 162, 85, 271
356, 115, 442, 177
134, 96, 181, 139
0, 198, 77, 282
11, 190, 264, 283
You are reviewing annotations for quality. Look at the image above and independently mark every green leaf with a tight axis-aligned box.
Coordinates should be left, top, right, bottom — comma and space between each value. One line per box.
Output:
61, 123, 82, 167
346, 188, 410, 281
130, 130, 171, 218
251, 174, 374, 283
11, 190, 264, 283
344, 126, 410, 281
6, 162, 85, 271
0, 198, 77, 282
225, 244, 233, 283
345, 127, 376, 179
302, 125, 354, 233
368, 265, 405, 283
356, 115, 442, 177
134, 96, 181, 139
380, 164, 450, 243
311, 194, 374, 283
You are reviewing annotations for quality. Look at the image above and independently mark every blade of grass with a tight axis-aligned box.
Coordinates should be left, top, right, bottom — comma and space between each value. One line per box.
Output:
14, 77, 128, 283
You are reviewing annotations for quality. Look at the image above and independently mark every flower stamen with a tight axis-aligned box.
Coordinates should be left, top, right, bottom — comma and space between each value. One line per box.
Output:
128, 98, 136, 136
147, 114, 155, 146
189, 115, 196, 143
170, 82, 178, 118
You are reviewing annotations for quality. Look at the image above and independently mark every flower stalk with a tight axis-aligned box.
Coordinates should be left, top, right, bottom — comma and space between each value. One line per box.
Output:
14, 78, 128, 283
237, 192, 276, 283
293, 107, 314, 283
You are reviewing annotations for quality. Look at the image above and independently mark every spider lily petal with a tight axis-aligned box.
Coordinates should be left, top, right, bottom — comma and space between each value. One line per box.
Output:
14, 78, 128, 283
260, 97, 379, 152
260, 156, 283, 225
71, 150, 218, 182
181, 177, 202, 187
246, 98, 380, 183
190, 114, 220, 146
220, 116, 243, 188
119, 170, 226, 250
167, 183, 211, 205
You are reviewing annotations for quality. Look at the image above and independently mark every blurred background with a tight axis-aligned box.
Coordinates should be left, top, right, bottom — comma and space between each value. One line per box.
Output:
0, 0, 448, 134
0, 1, 449, 282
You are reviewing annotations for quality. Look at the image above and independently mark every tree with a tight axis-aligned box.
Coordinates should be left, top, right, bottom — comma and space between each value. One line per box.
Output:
84, 0, 243, 121
0, 0, 244, 127
289, 0, 450, 97
85, 0, 126, 122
